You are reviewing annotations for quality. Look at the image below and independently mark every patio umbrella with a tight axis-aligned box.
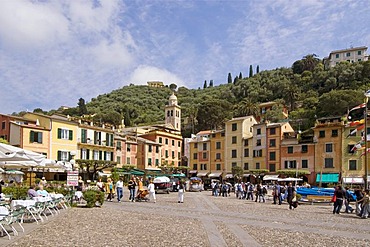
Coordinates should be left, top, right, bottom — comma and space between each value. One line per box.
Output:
0, 150, 31, 162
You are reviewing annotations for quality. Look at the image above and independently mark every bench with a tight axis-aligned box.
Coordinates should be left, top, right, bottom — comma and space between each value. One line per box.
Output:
306, 195, 333, 205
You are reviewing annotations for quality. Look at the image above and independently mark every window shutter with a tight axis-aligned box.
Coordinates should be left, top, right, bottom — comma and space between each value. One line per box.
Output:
38, 132, 43, 143
81, 129, 86, 143
94, 131, 97, 144
99, 151, 102, 160
68, 152, 71, 161
106, 133, 109, 146
110, 134, 114, 146
69, 130, 73, 140
110, 152, 114, 161
29, 131, 34, 143
57, 128, 61, 139
104, 151, 107, 160
86, 149, 90, 160
57, 151, 61, 161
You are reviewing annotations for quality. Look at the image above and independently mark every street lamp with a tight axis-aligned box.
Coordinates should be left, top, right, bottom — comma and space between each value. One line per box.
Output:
364, 90, 370, 189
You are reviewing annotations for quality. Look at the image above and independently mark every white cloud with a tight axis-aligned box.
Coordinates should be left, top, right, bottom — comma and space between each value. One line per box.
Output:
129, 65, 184, 86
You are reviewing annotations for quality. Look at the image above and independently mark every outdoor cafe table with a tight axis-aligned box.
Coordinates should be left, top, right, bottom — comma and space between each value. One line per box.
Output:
11, 200, 36, 209
0, 206, 9, 220
50, 193, 64, 199
33, 197, 52, 203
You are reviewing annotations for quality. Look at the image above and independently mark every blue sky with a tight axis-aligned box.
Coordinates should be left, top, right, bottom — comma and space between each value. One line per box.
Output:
1, 0, 370, 114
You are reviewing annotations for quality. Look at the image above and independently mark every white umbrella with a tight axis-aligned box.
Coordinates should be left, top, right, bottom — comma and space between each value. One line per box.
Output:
0, 143, 45, 163
277, 177, 303, 182
0, 150, 31, 162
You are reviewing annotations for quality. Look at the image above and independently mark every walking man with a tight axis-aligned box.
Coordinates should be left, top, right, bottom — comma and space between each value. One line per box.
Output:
128, 176, 137, 202
116, 177, 124, 202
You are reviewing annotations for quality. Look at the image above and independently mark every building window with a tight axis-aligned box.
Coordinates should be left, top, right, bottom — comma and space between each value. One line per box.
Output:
335, 54, 339, 58
116, 141, 121, 150
232, 136, 237, 144
346, 52, 351, 57
253, 150, 262, 157
231, 150, 237, 158
178, 152, 181, 158
256, 128, 261, 135
256, 139, 261, 146
193, 164, 197, 170
201, 164, 207, 170
319, 130, 325, 138
194, 143, 198, 148
270, 128, 276, 135
221, 132, 225, 137
203, 143, 207, 150
193, 153, 198, 159
216, 164, 221, 170
93, 150, 99, 160
269, 139, 276, 147
269, 152, 276, 160
156, 159, 159, 166
165, 138, 168, 145
216, 153, 221, 160
284, 160, 297, 169
216, 142, 221, 149
287, 146, 293, 154
301, 145, 308, 153
172, 140, 175, 146
159, 137, 162, 143
232, 162, 237, 168
202, 152, 207, 159
81, 149, 87, 160
58, 128, 73, 140
325, 143, 333, 153
244, 148, 249, 157
232, 123, 237, 131
148, 145, 152, 152
302, 159, 308, 168
256, 163, 260, 169
172, 151, 175, 159
106, 152, 111, 161
349, 160, 357, 170
165, 150, 169, 158
29, 131, 43, 143
178, 141, 181, 147
324, 158, 334, 168
244, 163, 249, 170
156, 146, 159, 153
116, 156, 121, 164
269, 164, 276, 172
212, 134, 216, 138
148, 158, 152, 166
127, 157, 131, 164
348, 144, 355, 154
244, 139, 249, 146
57, 151, 70, 161
358, 50, 362, 55
332, 129, 338, 137
127, 144, 131, 152
1, 121, 5, 130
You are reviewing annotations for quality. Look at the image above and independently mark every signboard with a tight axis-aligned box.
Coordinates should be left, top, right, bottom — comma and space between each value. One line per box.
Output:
67, 171, 79, 186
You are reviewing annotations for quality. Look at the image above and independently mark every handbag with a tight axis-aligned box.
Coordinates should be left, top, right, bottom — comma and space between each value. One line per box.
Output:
331, 194, 336, 202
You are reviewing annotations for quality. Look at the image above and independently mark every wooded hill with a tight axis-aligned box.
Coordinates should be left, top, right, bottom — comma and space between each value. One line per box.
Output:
48, 56, 370, 138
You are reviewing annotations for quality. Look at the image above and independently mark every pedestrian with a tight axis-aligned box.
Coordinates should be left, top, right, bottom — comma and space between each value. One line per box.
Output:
148, 179, 156, 203
116, 177, 124, 203
344, 187, 354, 213
273, 182, 282, 205
332, 185, 345, 214
96, 178, 105, 192
355, 188, 364, 216
178, 182, 185, 203
287, 182, 296, 210
357, 189, 369, 219
106, 178, 114, 201
247, 183, 254, 200
128, 175, 137, 202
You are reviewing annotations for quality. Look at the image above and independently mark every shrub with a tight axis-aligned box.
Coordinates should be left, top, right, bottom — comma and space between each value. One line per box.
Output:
83, 189, 105, 208
2, 186, 28, 199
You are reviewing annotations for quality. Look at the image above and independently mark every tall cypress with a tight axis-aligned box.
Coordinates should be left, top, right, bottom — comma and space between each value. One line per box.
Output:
209, 80, 214, 87
203, 80, 208, 89
228, 73, 232, 84
239, 72, 243, 79
256, 65, 260, 74
249, 65, 253, 77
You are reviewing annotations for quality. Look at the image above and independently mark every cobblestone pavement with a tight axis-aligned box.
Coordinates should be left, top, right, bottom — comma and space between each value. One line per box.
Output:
1, 191, 370, 247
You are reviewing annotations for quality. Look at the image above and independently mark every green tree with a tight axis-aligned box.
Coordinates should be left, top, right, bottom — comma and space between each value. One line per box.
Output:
196, 99, 233, 130
232, 166, 243, 180
239, 72, 243, 79
203, 80, 207, 89
169, 83, 177, 91
209, 80, 214, 87
256, 65, 260, 74
78, 98, 88, 115
249, 65, 253, 77
33, 108, 46, 114
233, 76, 238, 84
228, 73, 232, 84
0, 138, 8, 144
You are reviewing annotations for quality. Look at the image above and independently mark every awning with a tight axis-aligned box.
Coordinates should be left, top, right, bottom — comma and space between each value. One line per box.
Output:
189, 170, 197, 174
342, 177, 364, 184
208, 172, 222, 177
316, 173, 339, 183
197, 172, 208, 177
98, 171, 112, 177
225, 174, 233, 178
263, 175, 279, 181
145, 167, 161, 171
172, 173, 185, 177
243, 174, 250, 177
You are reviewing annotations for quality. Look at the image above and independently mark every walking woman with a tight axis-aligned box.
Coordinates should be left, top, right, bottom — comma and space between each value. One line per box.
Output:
147, 179, 156, 203
333, 185, 345, 214
106, 178, 114, 202
178, 182, 185, 203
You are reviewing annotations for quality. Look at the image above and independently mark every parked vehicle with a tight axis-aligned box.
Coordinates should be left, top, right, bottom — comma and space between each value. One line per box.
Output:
153, 176, 171, 194
189, 177, 203, 192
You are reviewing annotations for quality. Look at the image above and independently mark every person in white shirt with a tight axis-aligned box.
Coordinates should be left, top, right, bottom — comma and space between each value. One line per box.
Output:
147, 180, 156, 203
116, 177, 124, 202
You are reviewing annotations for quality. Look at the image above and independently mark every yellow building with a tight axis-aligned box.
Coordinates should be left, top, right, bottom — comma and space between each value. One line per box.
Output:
188, 131, 211, 177
225, 116, 257, 174
251, 123, 267, 170
209, 130, 225, 179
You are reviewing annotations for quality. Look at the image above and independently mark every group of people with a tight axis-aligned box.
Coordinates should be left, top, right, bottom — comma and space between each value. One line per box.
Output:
332, 185, 369, 219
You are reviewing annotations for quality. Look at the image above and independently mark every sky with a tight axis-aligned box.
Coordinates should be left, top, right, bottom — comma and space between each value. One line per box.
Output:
1, 0, 370, 114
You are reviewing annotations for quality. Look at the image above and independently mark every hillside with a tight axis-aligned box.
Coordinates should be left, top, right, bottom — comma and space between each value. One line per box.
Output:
57, 57, 370, 138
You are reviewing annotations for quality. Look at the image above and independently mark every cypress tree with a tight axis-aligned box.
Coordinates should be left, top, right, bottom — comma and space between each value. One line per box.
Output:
249, 65, 253, 77
203, 80, 207, 89
239, 72, 243, 79
228, 73, 232, 84
209, 80, 214, 87
233, 76, 238, 84
256, 65, 260, 74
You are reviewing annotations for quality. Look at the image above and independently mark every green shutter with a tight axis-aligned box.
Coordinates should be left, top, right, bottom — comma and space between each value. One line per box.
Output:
106, 133, 109, 146
38, 132, 42, 143
57, 151, 61, 161
99, 151, 102, 160
104, 151, 107, 160
111, 152, 114, 161
94, 131, 97, 144
81, 129, 86, 143
57, 128, 61, 139
111, 134, 114, 146
29, 131, 34, 143
69, 130, 73, 140
86, 149, 90, 160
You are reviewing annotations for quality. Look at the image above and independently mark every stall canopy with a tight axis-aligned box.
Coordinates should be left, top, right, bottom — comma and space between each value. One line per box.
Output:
342, 177, 364, 184
278, 177, 303, 182
263, 175, 279, 181
172, 173, 185, 177
316, 173, 339, 183
197, 172, 208, 177
208, 172, 222, 177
